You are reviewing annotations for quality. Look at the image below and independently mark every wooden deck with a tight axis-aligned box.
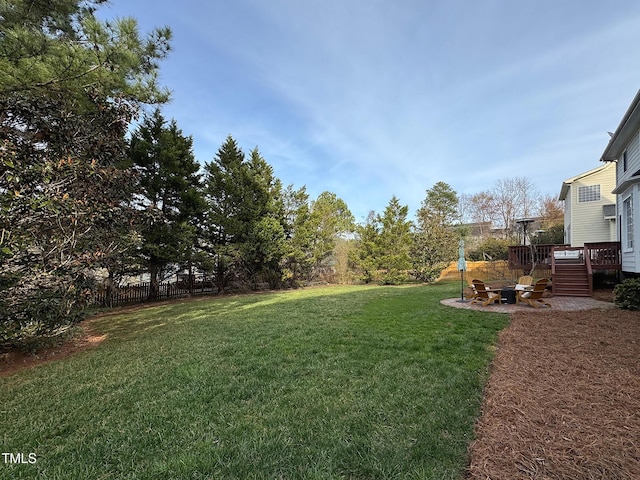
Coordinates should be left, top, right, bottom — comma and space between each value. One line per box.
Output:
508, 242, 621, 296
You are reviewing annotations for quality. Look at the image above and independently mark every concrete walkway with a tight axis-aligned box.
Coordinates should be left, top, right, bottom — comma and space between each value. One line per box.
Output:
440, 296, 616, 313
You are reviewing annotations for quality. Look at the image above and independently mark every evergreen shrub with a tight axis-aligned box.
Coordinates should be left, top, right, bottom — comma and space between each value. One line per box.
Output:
613, 278, 640, 310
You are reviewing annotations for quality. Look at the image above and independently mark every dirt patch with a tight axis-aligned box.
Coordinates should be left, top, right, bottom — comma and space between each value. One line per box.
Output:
467, 307, 640, 479
0, 324, 106, 377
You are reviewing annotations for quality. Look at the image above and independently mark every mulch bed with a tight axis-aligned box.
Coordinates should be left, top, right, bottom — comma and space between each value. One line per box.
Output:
467, 307, 640, 479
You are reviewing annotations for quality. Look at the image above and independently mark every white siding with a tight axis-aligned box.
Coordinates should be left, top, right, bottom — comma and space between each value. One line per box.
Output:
619, 184, 640, 273
568, 163, 617, 247
621, 133, 640, 182
564, 195, 572, 244
604, 93, 640, 274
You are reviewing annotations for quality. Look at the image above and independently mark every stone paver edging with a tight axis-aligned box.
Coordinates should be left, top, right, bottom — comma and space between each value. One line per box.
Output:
440, 296, 616, 313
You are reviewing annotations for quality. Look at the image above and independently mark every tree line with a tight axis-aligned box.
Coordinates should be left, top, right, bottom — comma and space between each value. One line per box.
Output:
0, 1, 563, 348
103, 111, 468, 295
119, 112, 358, 298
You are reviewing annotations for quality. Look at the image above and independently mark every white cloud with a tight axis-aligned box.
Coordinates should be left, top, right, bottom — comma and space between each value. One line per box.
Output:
102, 0, 640, 220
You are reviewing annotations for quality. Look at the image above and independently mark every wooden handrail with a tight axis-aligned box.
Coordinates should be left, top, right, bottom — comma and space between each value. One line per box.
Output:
551, 246, 556, 295
585, 244, 593, 296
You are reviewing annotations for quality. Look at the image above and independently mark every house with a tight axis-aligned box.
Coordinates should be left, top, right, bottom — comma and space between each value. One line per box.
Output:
461, 221, 494, 239
508, 158, 621, 297
601, 89, 640, 276
558, 163, 617, 247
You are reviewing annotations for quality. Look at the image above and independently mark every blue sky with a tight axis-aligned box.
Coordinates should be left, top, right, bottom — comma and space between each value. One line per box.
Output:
100, 0, 640, 222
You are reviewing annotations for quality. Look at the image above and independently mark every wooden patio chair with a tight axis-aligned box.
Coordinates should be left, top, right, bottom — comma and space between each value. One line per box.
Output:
516, 278, 551, 308
470, 279, 502, 306
467, 281, 479, 301
517, 275, 534, 286
514, 275, 534, 292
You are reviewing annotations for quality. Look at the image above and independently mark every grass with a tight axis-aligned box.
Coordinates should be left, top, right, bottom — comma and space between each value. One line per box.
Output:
0, 283, 507, 479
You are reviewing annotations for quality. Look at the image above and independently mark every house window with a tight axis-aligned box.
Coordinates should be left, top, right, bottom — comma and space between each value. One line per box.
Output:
623, 150, 628, 172
624, 195, 634, 250
578, 185, 600, 203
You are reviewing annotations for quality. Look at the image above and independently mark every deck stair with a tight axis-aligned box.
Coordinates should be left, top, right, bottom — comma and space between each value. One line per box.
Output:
552, 263, 590, 297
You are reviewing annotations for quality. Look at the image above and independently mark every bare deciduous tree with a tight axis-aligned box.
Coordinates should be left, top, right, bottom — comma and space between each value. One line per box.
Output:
457, 193, 473, 225
492, 177, 539, 238
538, 195, 564, 227
469, 191, 498, 238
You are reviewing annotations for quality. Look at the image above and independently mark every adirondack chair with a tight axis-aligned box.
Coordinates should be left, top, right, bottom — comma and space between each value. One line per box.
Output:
517, 275, 534, 286
467, 281, 479, 301
516, 278, 551, 308
470, 279, 501, 306
514, 275, 534, 292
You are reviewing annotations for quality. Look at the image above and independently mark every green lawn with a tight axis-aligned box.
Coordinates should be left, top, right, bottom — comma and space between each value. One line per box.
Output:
0, 283, 507, 479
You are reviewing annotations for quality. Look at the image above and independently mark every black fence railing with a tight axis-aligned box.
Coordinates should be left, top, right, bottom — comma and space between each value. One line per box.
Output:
93, 281, 216, 307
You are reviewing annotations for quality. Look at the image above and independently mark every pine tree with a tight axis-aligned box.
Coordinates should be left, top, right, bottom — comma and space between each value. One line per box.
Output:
308, 192, 354, 280
241, 148, 286, 288
351, 211, 382, 283
377, 196, 413, 284
127, 110, 204, 300
281, 185, 314, 286
0, 1, 172, 345
203, 137, 286, 291
412, 183, 460, 282
0, 1, 171, 103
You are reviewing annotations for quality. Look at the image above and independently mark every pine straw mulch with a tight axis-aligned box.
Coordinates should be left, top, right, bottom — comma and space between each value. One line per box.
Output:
467, 306, 640, 480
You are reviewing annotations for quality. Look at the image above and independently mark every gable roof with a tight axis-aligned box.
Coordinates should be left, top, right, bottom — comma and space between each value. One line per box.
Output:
601, 89, 640, 162
558, 163, 614, 201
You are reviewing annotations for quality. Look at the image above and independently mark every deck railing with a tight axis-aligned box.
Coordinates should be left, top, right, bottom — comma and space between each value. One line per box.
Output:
508, 244, 560, 271
586, 247, 593, 295
584, 242, 621, 269
509, 242, 621, 272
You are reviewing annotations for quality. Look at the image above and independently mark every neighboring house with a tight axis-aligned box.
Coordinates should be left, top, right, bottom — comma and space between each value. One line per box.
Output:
601, 89, 640, 275
458, 221, 494, 241
558, 163, 617, 247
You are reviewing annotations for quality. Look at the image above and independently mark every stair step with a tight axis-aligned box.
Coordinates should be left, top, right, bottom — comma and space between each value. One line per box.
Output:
552, 262, 591, 295
551, 262, 592, 296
